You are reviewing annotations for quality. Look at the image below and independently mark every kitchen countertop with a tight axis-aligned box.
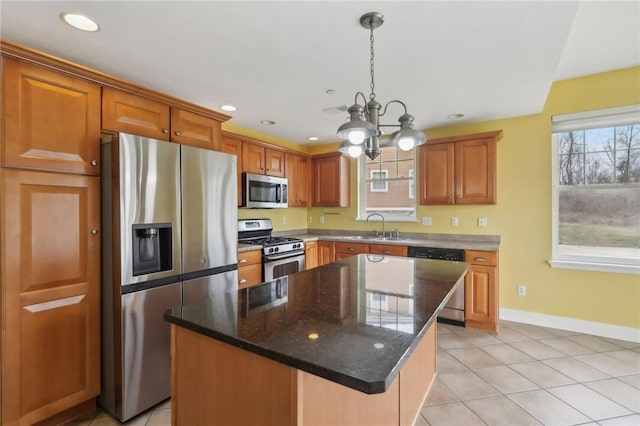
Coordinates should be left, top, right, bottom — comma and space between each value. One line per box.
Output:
164, 254, 468, 394
285, 232, 500, 252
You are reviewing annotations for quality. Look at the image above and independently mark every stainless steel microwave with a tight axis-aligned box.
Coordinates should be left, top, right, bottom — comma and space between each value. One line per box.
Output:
242, 172, 288, 208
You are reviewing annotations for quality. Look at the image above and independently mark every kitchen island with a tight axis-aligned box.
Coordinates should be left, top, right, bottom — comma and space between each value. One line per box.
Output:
165, 254, 468, 426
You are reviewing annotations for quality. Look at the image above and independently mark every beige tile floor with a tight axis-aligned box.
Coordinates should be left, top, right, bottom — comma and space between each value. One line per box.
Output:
72, 320, 640, 426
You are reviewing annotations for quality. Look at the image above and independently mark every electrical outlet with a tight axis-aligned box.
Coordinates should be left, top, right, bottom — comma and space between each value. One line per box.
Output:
478, 217, 487, 228
422, 216, 432, 226
451, 216, 459, 227
320, 215, 325, 224
518, 284, 526, 296
281, 216, 287, 225
308, 216, 312, 224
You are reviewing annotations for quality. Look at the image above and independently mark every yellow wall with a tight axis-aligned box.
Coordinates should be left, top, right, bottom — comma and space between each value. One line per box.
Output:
234, 66, 640, 329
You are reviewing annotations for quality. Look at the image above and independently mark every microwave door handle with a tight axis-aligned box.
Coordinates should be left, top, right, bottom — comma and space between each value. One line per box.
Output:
276, 185, 281, 203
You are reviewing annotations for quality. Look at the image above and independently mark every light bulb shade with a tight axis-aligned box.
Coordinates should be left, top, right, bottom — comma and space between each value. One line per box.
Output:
337, 103, 377, 144
338, 141, 363, 158
389, 113, 426, 151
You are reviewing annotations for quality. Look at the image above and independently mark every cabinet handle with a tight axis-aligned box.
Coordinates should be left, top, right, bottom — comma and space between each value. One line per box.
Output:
347, 248, 356, 252
175, 131, 181, 136
239, 258, 247, 264
474, 257, 487, 262
90, 160, 98, 166
383, 250, 392, 254
91, 229, 99, 235
456, 195, 462, 199
162, 128, 169, 134
239, 279, 247, 284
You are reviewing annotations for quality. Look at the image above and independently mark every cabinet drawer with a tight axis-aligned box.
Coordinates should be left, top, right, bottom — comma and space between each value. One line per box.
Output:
465, 250, 498, 266
334, 242, 369, 255
238, 249, 261, 266
238, 264, 262, 289
369, 244, 408, 256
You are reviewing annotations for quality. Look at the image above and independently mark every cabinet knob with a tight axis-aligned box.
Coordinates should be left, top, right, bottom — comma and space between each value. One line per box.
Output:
90, 160, 98, 166
456, 195, 462, 199
91, 229, 99, 235
174, 131, 181, 136
239, 279, 247, 284
239, 258, 247, 264
162, 128, 169, 134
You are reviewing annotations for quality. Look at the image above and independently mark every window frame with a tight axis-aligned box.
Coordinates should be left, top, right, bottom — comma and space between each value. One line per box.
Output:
549, 104, 640, 275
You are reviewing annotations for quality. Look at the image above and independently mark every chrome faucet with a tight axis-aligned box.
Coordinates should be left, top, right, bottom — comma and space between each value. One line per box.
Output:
366, 213, 385, 237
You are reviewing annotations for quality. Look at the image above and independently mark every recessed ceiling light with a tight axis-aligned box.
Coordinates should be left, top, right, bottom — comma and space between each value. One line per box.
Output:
60, 13, 100, 32
307, 137, 319, 141
220, 105, 236, 112
261, 120, 276, 126
447, 113, 465, 120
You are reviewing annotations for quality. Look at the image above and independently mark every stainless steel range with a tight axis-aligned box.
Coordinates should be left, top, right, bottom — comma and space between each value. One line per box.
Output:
238, 219, 305, 281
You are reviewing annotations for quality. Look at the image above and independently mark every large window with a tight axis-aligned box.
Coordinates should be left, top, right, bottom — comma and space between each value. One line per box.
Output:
551, 105, 640, 274
359, 146, 416, 221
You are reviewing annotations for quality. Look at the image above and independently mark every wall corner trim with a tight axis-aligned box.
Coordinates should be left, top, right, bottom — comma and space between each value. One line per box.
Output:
500, 308, 640, 343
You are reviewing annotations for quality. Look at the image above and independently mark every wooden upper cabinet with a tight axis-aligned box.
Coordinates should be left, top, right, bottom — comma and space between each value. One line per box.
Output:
419, 143, 454, 204
1, 169, 100, 425
2, 58, 101, 175
220, 134, 243, 206
285, 153, 310, 207
242, 142, 285, 177
170, 108, 221, 150
312, 153, 350, 207
102, 87, 171, 140
419, 131, 501, 205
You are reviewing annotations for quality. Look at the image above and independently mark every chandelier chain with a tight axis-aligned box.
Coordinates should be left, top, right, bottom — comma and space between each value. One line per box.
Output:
369, 27, 376, 100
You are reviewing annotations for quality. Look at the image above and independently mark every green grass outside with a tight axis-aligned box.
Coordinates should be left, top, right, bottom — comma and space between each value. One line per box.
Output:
559, 223, 640, 248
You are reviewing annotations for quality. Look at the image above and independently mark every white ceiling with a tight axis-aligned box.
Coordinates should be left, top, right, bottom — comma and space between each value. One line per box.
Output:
1, 1, 638, 146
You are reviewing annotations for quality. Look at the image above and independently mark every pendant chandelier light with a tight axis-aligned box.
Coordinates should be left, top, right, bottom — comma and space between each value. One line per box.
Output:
337, 12, 426, 160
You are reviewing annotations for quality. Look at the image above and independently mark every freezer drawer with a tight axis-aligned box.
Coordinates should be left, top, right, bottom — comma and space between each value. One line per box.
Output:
121, 283, 181, 421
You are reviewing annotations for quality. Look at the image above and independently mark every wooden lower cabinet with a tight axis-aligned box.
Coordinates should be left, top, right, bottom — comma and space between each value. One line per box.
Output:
238, 249, 262, 289
464, 250, 499, 333
318, 241, 335, 266
1, 169, 100, 425
334, 242, 369, 261
305, 241, 318, 270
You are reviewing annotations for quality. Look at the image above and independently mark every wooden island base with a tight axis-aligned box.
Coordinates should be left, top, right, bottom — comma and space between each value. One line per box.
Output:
170, 322, 437, 426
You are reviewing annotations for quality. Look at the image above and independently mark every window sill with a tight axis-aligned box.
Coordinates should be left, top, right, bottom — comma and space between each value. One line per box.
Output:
548, 259, 640, 275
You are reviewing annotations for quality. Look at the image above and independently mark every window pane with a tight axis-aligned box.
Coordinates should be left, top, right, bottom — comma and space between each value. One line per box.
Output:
558, 186, 640, 251
584, 152, 614, 184
559, 153, 584, 185
559, 131, 584, 156
361, 146, 416, 218
584, 127, 613, 152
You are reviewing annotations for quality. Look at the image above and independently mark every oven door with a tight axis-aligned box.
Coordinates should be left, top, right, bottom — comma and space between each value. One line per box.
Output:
263, 251, 305, 281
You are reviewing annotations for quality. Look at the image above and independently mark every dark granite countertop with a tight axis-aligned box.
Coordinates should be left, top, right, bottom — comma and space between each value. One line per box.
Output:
165, 255, 468, 394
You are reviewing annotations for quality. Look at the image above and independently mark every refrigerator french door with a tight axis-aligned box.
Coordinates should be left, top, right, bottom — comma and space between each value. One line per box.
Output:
100, 133, 237, 421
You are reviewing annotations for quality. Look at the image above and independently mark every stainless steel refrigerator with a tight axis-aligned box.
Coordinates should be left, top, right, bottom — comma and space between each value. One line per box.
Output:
100, 133, 238, 421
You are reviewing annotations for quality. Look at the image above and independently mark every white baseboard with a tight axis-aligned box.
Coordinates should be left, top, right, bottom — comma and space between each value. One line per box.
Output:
500, 308, 640, 343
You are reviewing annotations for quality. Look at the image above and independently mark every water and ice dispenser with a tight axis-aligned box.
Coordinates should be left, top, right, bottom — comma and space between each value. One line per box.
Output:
132, 223, 173, 276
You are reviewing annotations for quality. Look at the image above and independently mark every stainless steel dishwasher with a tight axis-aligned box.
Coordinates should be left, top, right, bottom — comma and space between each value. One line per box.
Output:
407, 246, 466, 327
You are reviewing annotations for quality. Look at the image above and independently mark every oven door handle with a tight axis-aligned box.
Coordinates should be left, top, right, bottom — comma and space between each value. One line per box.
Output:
264, 250, 305, 261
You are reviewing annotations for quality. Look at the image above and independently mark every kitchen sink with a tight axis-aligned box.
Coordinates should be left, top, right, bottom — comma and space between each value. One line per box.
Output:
340, 235, 407, 242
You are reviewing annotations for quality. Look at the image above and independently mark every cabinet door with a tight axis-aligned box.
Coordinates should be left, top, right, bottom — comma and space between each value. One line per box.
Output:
2, 58, 101, 175
419, 143, 454, 205
102, 87, 171, 141
312, 154, 350, 207
318, 241, 335, 266
335, 242, 369, 260
455, 138, 496, 204
170, 109, 222, 150
265, 148, 285, 177
305, 241, 318, 270
242, 142, 265, 174
220, 135, 243, 206
285, 153, 310, 207
1, 170, 100, 425
297, 155, 310, 206
464, 265, 498, 333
